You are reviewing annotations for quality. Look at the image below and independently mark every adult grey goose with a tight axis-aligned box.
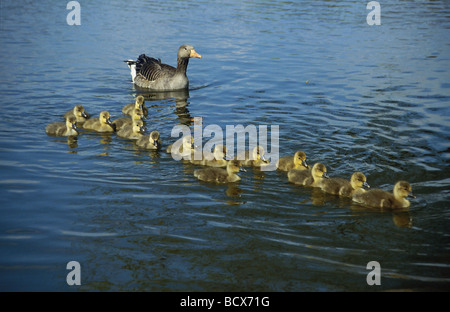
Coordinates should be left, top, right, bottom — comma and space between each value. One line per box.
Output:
124, 44, 202, 91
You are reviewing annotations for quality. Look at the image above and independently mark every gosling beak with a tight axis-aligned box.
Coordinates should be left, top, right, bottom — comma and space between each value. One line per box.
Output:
408, 193, 416, 199
82, 111, 88, 118
72, 122, 78, 131
190, 49, 202, 59
363, 181, 370, 189
322, 172, 330, 179
302, 159, 309, 168
153, 140, 159, 148
106, 117, 112, 125
140, 126, 146, 133
239, 167, 247, 172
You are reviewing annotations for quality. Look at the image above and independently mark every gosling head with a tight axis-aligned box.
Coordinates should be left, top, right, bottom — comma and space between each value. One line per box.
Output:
227, 160, 245, 174
135, 95, 145, 110
252, 146, 268, 163
182, 135, 195, 149
213, 144, 227, 160
350, 172, 370, 190
131, 108, 145, 121
393, 181, 415, 201
66, 116, 78, 131
293, 150, 309, 169
132, 120, 146, 134
99, 111, 113, 126
73, 105, 89, 119
311, 163, 328, 180
148, 130, 161, 149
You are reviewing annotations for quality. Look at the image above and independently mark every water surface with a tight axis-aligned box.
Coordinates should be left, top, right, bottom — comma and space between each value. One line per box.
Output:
0, 0, 449, 291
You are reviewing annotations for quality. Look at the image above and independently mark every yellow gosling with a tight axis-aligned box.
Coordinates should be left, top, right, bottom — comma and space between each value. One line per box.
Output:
194, 160, 245, 183
83, 111, 115, 132
166, 135, 195, 159
122, 95, 148, 117
277, 150, 309, 171
136, 130, 161, 150
236, 146, 269, 167
204, 144, 228, 167
112, 108, 145, 132
288, 162, 328, 187
191, 144, 228, 167
320, 171, 370, 197
64, 105, 90, 127
46, 116, 78, 137
117, 119, 145, 140
352, 180, 415, 210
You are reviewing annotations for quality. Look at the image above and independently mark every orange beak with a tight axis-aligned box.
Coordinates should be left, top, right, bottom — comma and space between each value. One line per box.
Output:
190, 49, 202, 59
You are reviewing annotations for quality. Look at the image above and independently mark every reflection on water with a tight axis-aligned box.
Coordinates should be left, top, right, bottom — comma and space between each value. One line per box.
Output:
0, 0, 449, 291
349, 203, 413, 229
136, 88, 192, 126
47, 136, 79, 152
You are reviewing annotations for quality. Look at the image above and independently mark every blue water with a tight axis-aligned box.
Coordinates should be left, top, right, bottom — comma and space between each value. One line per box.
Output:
0, 0, 449, 291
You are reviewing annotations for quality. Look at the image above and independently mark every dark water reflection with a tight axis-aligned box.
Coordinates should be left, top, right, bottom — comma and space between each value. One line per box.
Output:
136, 88, 193, 125
1, 1, 450, 291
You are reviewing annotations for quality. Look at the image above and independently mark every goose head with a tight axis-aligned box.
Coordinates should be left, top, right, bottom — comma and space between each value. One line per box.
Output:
178, 44, 202, 59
